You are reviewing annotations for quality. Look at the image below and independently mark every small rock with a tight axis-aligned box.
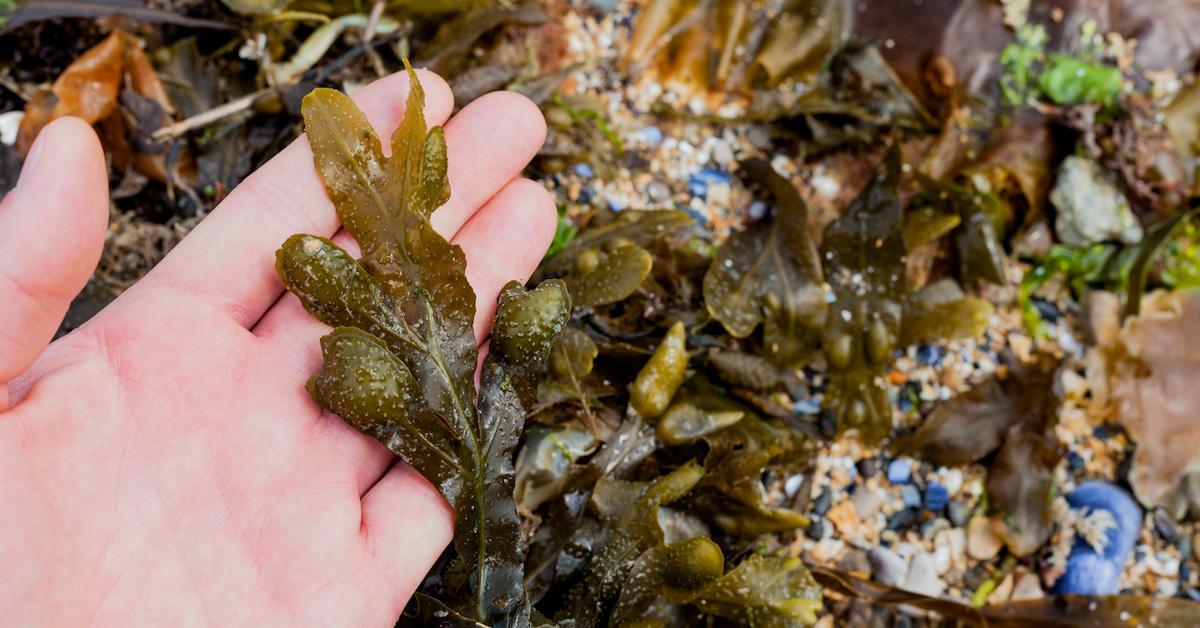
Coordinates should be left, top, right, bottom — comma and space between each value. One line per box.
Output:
827, 499, 861, 538
947, 500, 970, 526
900, 485, 922, 508
901, 552, 945, 596
932, 542, 952, 575
784, 474, 806, 498
806, 517, 827, 540
940, 468, 963, 495
572, 163, 594, 179
1060, 369, 1088, 402
1154, 508, 1181, 544
887, 507, 920, 531
1010, 569, 1044, 601
838, 548, 872, 578
988, 573, 1015, 604
1050, 156, 1144, 246
1067, 450, 1086, 471
1082, 290, 1122, 346
920, 517, 950, 541
810, 538, 842, 563
934, 528, 966, 572
924, 482, 949, 511
1193, 531, 1200, 562
1031, 297, 1060, 323
967, 516, 1004, 560
857, 458, 878, 479
710, 140, 734, 166
646, 181, 671, 203
638, 126, 663, 145
794, 398, 821, 415
869, 547, 908, 587
746, 124, 771, 149
687, 167, 731, 199
1053, 481, 1142, 595
1012, 220, 1054, 257
887, 458, 913, 484
916, 344, 943, 367
853, 488, 885, 519
812, 487, 832, 516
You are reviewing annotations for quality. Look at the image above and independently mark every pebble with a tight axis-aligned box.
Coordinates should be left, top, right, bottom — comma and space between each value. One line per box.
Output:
838, 548, 872, 577
967, 516, 1004, 560
887, 459, 913, 484
1053, 481, 1142, 595
934, 528, 966, 563
806, 517, 827, 540
924, 482, 949, 511
572, 162, 594, 179
947, 500, 970, 527
869, 546, 908, 587
939, 468, 963, 495
710, 140, 734, 166
887, 507, 920, 531
638, 125, 663, 145
746, 124, 771, 149
687, 167, 731, 199
857, 458, 878, 479
646, 181, 671, 203
988, 573, 1014, 604
916, 345, 943, 367
794, 398, 821, 415
901, 485, 922, 508
853, 488, 885, 519
1010, 569, 1045, 601
921, 517, 950, 541
1031, 297, 1060, 323
827, 500, 861, 538
784, 474, 805, 498
1153, 508, 1181, 544
812, 487, 832, 516
1193, 531, 1200, 562
901, 552, 945, 596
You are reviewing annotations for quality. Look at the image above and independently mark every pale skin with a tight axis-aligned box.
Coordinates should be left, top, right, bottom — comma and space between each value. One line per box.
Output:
0, 70, 556, 626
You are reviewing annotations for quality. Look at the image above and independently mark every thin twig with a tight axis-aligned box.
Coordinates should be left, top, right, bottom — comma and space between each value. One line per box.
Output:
151, 88, 269, 142
151, 32, 403, 143
362, 0, 389, 78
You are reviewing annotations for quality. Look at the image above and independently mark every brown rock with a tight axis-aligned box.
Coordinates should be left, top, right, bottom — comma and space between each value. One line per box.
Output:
827, 499, 862, 539
967, 516, 1004, 560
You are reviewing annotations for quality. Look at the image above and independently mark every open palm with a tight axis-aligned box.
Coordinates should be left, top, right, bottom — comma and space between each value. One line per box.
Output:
0, 70, 555, 626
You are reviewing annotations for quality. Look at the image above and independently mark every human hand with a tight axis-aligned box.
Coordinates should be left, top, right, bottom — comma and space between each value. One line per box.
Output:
0, 70, 555, 626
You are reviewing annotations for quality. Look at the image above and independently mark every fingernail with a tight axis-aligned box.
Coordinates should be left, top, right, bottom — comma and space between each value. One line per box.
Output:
17, 127, 49, 188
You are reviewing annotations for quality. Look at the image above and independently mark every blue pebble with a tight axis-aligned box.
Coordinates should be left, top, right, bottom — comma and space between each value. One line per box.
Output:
606, 195, 626, 212
572, 163, 594, 179
924, 482, 948, 511
577, 185, 596, 205
794, 398, 821, 415
1053, 481, 1141, 596
916, 345, 943, 367
900, 485, 921, 508
687, 168, 732, 199
887, 459, 912, 484
1067, 450, 1085, 471
639, 126, 664, 145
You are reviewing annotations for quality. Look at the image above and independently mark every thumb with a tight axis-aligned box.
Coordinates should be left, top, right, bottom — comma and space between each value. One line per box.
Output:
0, 117, 108, 407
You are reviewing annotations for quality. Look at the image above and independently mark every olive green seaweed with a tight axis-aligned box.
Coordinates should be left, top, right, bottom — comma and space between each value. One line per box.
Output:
275, 63, 568, 625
